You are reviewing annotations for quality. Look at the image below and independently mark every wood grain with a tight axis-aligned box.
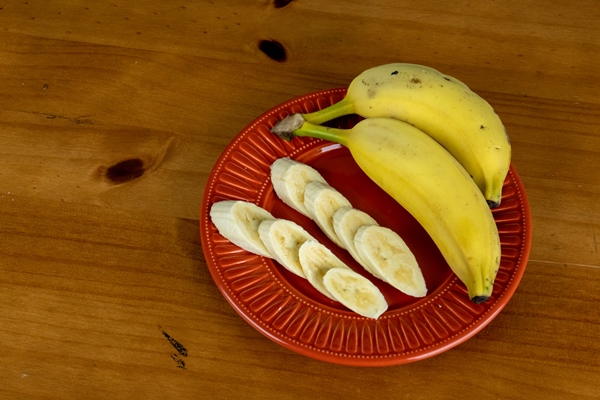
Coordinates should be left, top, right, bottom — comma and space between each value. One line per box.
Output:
1, 0, 599, 399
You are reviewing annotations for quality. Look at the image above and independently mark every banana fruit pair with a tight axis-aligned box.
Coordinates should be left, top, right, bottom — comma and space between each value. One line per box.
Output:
210, 200, 388, 319
271, 63, 507, 303
276, 63, 511, 208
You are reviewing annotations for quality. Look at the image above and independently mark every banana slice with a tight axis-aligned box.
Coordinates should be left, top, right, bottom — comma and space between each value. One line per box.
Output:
354, 225, 427, 298
270, 157, 327, 217
332, 206, 381, 277
298, 240, 350, 300
258, 219, 315, 278
303, 181, 352, 248
323, 268, 388, 319
210, 200, 275, 258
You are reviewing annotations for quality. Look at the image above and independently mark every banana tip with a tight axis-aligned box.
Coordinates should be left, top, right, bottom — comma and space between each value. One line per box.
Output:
487, 199, 500, 209
470, 295, 490, 304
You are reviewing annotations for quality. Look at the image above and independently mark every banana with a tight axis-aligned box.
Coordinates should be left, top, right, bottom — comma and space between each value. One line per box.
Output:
323, 268, 388, 319
332, 206, 381, 277
303, 181, 352, 248
258, 218, 315, 278
211, 199, 389, 317
271, 117, 501, 303
354, 225, 427, 298
298, 240, 388, 318
270, 158, 425, 296
292, 63, 511, 207
209, 200, 275, 258
270, 157, 328, 216
271, 158, 352, 247
297, 239, 350, 301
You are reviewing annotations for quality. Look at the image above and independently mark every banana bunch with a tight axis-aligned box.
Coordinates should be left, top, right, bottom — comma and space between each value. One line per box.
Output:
271, 116, 501, 303
271, 158, 427, 298
210, 200, 388, 319
287, 63, 511, 208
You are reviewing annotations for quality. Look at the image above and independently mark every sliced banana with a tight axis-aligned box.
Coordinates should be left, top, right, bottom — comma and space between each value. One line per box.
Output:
354, 225, 427, 298
303, 181, 352, 248
258, 218, 315, 278
298, 239, 350, 301
323, 268, 388, 319
210, 200, 275, 258
332, 206, 381, 277
270, 157, 327, 217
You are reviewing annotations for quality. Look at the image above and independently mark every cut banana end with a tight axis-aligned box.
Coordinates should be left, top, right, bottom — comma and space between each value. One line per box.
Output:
270, 157, 327, 217
354, 225, 427, 298
303, 181, 352, 248
210, 200, 275, 258
323, 268, 388, 319
333, 206, 381, 277
258, 218, 315, 278
298, 239, 350, 301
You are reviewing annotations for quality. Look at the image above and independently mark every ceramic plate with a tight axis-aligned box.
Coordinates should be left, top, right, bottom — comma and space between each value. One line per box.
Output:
200, 89, 532, 366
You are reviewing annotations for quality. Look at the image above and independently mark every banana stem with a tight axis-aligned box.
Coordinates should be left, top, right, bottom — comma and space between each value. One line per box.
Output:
295, 121, 348, 145
302, 98, 356, 125
271, 114, 348, 145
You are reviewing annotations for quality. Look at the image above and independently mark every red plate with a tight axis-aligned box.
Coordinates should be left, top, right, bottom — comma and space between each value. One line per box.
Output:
200, 89, 532, 366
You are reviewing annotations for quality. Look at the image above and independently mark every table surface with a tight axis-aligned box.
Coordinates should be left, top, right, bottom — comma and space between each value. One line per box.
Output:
1, 1, 599, 399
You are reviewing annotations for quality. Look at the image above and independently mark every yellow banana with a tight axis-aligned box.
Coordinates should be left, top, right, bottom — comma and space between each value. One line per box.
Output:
299, 63, 511, 207
271, 116, 501, 303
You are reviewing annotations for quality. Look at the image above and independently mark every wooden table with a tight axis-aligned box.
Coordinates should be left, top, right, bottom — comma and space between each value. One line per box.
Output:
1, 1, 599, 399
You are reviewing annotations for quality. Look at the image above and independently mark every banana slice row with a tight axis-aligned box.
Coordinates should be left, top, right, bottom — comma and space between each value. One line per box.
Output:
210, 199, 387, 319
271, 158, 427, 298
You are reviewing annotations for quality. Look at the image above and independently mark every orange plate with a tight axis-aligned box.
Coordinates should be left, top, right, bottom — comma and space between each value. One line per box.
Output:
200, 89, 532, 366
